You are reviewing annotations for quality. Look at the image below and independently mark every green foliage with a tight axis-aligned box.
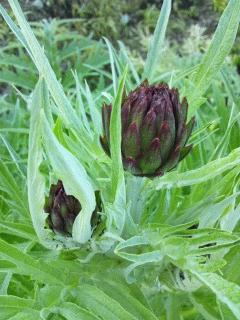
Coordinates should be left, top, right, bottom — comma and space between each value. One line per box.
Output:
213, 0, 228, 12
0, 0, 240, 319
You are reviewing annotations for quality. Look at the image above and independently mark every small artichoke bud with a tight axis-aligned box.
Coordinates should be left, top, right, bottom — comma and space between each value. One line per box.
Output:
101, 81, 195, 177
44, 180, 81, 236
44, 181, 102, 237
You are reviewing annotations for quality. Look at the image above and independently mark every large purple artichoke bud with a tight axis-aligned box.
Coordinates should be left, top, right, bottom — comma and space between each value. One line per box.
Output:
44, 180, 81, 236
101, 81, 195, 177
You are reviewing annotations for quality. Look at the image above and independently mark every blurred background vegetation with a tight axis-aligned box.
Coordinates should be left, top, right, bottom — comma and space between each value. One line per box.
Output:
0, 0, 239, 99
0, 0, 237, 55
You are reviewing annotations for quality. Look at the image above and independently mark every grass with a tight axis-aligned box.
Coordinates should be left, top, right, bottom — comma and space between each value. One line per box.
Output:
0, 0, 240, 319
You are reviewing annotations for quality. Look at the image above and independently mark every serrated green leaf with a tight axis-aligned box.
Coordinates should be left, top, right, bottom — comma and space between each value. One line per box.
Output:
53, 302, 101, 320
73, 285, 138, 320
0, 239, 65, 285
192, 272, 240, 319
155, 147, 240, 189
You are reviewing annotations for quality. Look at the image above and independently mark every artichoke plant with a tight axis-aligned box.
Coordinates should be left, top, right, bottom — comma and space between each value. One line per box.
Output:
101, 81, 195, 177
44, 180, 81, 236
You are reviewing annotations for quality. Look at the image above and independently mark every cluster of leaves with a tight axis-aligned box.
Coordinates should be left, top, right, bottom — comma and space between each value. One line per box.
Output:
0, 0, 240, 319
